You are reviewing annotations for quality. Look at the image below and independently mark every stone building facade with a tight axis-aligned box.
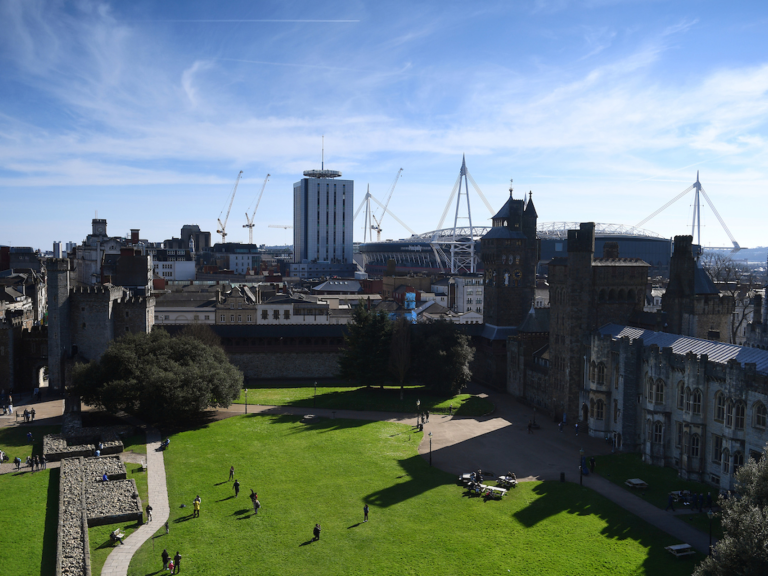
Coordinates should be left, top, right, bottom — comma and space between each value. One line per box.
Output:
587, 324, 768, 491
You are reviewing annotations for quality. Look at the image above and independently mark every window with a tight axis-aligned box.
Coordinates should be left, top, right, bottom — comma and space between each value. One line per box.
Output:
735, 403, 745, 430
273, 310, 279, 320
237, 315, 242, 323
692, 389, 702, 415
597, 363, 606, 385
685, 387, 691, 412
230, 315, 235, 322
734, 451, 744, 474
205, 315, 209, 321
722, 450, 730, 474
726, 401, 733, 427
164, 315, 169, 320
690, 434, 700, 458
247, 315, 252, 322
755, 403, 767, 428
284, 310, 290, 319
677, 382, 685, 409
220, 315, 225, 322
715, 393, 725, 421
653, 421, 663, 444
676, 422, 683, 447
654, 379, 664, 404
193, 315, 199, 321
596, 400, 604, 420
590, 399, 595, 418
589, 362, 596, 381
713, 435, 723, 463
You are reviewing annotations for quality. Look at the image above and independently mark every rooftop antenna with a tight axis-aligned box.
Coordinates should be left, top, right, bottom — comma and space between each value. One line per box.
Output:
509, 179, 513, 197
322, 135, 324, 171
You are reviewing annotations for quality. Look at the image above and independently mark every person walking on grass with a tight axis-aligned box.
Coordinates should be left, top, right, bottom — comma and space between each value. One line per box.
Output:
229, 465, 235, 481
193, 496, 201, 518
313, 523, 321, 541
363, 504, 369, 522
250, 489, 259, 514
161, 549, 169, 571
449, 403, 453, 416
165, 520, 170, 535
233, 479, 240, 497
173, 551, 181, 573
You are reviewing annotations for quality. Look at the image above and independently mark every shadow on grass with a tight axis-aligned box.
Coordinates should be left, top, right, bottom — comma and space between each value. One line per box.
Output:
363, 454, 453, 508
232, 509, 250, 516
0, 425, 60, 457
513, 482, 703, 572
41, 468, 59, 575
347, 523, 361, 529
173, 515, 195, 523
216, 496, 234, 502
261, 414, 375, 435
298, 540, 315, 547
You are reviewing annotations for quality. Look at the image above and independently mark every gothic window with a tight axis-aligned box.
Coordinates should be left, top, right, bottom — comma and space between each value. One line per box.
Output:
734, 451, 744, 474
726, 401, 734, 427
654, 379, 664, 404
596, 400, 604, 420
754, 403, 767, 428
685, 387, 692, 412
735, 402, 746, 430
597, 363, 606, 385
715, 393, 725, 421
589, 361, 596, 381
677, 382, 685, 410
713, 435, 723, 463
590, 399, 595, 418
722, 450, 730, 474
692, 389, 702, 415
653, 421, 663, 444
676, 422, 683, 447
690, 434, 700, 458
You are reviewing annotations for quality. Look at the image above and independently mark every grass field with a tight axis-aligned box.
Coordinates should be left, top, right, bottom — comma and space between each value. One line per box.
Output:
595, 452, 724, 539
0, 424, 61, 463
0, 467, 59, 575
88, 455, 151, 575
232, 383, 494, 416
127, 415, 701, 575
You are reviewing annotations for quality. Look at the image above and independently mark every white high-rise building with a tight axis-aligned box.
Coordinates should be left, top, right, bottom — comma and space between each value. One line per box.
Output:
291, 167, 355, 278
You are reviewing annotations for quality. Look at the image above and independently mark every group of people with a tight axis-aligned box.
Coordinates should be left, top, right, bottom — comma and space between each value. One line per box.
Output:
26, 454, 46, 471
161, 549, 182, 573
21, 407, 36, 423
1, 392, 12, 415
666, 491, 713, 512
228, 466, 261, 515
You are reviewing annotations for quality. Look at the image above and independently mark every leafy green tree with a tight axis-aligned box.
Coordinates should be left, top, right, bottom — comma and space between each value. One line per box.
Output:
177, 322, 223, 349
695, 443, 768, 575
73, 329, 243, 423
411, 320, 474, 395
389, 316, 412, 400
338, 305, 393, 388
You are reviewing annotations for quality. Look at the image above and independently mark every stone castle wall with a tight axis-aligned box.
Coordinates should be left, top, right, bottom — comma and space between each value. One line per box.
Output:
230, 352, 341, 380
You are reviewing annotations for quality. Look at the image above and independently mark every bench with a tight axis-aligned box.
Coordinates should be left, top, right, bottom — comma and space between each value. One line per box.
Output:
480, 484, 507, 499
665, 544, 695, 557
625, 478, 648, 489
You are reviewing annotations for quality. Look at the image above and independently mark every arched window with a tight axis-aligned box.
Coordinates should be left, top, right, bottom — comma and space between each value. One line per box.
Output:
734, 451, 744, 474
677, 382, 685, 410
646, 376, 654, 399
653, 421, 663, 443
597, 363, 606, 385
598, 289, 607, 302
722, 450, 731, 474
589, 361, 596, 382
735, 403, 746, 430
726, 401, 734, 427
690, 434, 700, 457
754, 403, 767, 428
685, 387, 692, 412
692, 389, 702, 415
654, 379, 665, 404
715, 393, 725, 421
613, 364, 619, 389
618, 289, 626, 301
596, 400, 604, 420
590, 398, 595, 418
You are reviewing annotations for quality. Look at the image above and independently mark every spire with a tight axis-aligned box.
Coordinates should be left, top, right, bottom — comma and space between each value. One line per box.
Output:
524, 190, 538, 217
509, 179, 514, 198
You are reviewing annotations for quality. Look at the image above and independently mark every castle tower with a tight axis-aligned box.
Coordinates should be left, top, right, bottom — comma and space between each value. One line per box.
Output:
47, 259, 72, 390
480, 187, 539, 328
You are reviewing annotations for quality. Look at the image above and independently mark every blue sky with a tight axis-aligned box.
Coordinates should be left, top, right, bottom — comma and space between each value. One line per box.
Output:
1, 0, 767, 251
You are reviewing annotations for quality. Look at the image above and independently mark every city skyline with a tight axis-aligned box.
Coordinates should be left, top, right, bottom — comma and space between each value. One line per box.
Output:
1, 0, 767, 251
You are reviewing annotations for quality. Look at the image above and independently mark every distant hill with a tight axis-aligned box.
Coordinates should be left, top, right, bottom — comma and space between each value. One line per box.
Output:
703, 246, 768, 264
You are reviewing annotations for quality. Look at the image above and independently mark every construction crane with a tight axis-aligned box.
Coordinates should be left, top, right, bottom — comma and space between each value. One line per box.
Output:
243, 173, 270, 244
217, 170, 243, 244
371, 168, 403, 241
268, 224, 293, 247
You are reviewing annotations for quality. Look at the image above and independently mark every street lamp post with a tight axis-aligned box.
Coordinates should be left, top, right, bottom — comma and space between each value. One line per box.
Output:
245, 389, 248, 414
314, 381, 317, 408
579, 448, 584, 486
429, 432, 433, 467
708, 509, 714, 555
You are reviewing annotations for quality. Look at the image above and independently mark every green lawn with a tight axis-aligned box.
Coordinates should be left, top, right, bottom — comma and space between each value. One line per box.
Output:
88, 459, 150, 575
0, 425, 61, 463
0, 467, 59, 575
594, 452, 723, 539
232, 383, 493, 416
127, 415, 701, 575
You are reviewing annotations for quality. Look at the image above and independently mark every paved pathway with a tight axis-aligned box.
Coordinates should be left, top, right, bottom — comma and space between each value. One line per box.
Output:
101, 427, 170, 576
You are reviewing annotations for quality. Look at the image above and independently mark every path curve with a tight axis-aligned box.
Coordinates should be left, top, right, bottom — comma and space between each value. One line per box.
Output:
101, 428, 169, 576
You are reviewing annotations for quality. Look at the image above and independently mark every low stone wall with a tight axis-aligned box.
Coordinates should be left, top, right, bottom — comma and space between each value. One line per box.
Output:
44, 428, 125, 462
56, 456, 143, 576
229, 351, 341, 379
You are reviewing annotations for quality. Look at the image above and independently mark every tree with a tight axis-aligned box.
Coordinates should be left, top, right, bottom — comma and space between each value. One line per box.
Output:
73, 329, 243, 423
701, 252, 756, 344
694, 444, 768, 575
337, 305, 393, 388
389, 316, 412, 400
411, 320, 474, 395
177, 322, 223, 349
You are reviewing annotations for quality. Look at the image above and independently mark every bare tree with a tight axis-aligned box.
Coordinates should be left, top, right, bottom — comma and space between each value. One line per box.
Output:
389, 316, 412, 400
701, 252, 756, 344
